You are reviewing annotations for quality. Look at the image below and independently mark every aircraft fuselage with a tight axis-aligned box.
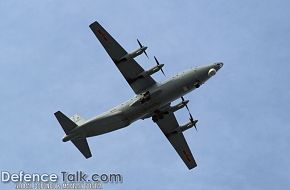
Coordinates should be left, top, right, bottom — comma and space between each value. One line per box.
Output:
68, 62, 223, 140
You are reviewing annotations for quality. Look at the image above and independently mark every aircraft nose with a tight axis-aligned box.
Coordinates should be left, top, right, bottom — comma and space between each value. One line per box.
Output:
215, 62, 223, 70
207, 62, 223, 77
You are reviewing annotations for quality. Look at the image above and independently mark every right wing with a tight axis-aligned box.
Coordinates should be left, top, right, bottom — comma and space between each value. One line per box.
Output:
155, 111, 197, 170
89, 21, 156, 94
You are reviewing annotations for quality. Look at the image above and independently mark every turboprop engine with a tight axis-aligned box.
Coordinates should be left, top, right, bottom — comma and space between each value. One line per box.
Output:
117, 39, 148, 63
137, 64, 164, 77
168, 100, 189, 113
173, 119, 198, 133
117, 47, 147, 62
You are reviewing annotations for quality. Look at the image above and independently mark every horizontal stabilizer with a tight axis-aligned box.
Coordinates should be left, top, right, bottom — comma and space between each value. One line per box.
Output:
72, 138, 92, 159
54, 111, 77, 134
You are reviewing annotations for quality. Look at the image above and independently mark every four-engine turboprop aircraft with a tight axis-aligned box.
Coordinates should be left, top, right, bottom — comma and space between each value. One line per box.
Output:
54, 21, 223, 170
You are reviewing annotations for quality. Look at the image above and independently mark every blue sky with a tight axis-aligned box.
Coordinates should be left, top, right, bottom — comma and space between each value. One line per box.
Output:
1, 0, 290, 189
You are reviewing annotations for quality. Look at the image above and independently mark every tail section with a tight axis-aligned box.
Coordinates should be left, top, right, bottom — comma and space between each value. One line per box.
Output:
71, 138, 92, 159
54, 111, 92, 159
54, 111, 78, 134
70, 114, 86, 126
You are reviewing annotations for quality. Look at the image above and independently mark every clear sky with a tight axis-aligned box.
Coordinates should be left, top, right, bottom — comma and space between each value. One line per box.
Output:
1, 0, 290, 189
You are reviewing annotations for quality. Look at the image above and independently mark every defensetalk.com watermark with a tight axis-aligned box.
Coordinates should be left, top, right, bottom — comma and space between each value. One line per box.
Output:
1, 171, 123, 189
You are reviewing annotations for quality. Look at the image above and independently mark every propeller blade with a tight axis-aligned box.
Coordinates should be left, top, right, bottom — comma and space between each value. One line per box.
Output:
154, 56, 159, 65
181, 96, 185, 102
185, 102, 198, 132
189, 113, 193, 122
144, 50, 149, 58
185, 104, 190, 112
191, 118, 198, 131
190, 114, 198, 131
181, 96, 189, 111
154, 56, 165, 76
137, 39, 142, 48
160, 68, 165, 76
137, 39, 149, 59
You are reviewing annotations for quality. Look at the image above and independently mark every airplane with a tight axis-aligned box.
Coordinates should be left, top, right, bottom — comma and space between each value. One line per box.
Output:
54, 21, 223, 170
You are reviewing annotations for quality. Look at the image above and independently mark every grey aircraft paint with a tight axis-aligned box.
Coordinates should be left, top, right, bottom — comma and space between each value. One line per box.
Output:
54, 21, 223, 169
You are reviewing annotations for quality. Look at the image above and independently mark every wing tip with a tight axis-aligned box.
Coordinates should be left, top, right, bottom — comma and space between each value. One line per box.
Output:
85, 153, 92, 159
188, 162, 197, 170
54, 110, 61, 116
89, 21, 99, 28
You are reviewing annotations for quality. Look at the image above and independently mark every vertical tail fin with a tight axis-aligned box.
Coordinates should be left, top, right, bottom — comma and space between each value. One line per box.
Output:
54, 111, 92, 159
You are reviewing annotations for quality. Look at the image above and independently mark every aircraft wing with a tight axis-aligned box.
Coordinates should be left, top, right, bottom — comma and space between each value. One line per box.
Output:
89, 21, 156, 94
155, 111, 197, 169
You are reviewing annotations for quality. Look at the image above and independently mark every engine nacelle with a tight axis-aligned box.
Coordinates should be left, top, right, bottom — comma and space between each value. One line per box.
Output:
176, 121, 194, 133
117, 46, 147, 63
171, 119, 198, 134
168, 100, 189, 113
138, 64, 164, 77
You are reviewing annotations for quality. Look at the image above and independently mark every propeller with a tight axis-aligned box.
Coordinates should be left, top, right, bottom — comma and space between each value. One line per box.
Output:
189, 112, 198, 131
181, 96, 198, 131
154, 56, 165, 76
181, 96, 190, 111
137, 39, 149, 59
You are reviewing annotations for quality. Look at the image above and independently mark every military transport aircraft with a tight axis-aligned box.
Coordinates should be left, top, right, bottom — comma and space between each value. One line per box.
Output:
54, 21, 223, 170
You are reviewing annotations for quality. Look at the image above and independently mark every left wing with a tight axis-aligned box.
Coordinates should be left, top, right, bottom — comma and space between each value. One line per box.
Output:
155, 112, 197, 169
89, 21, 156, 94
